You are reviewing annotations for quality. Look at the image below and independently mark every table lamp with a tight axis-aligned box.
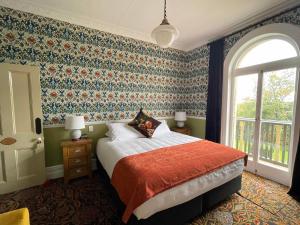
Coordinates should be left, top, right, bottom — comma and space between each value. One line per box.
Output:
65, 115, 85, 140
175, 112, 186, 128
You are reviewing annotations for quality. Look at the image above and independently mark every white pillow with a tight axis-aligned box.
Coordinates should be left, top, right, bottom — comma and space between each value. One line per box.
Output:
152, 120, 171, 137
106, 122, 145, 141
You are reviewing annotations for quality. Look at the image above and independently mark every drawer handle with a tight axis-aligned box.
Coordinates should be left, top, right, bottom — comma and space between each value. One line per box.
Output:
75, 159, 81, 163
76, 169, 81, 173
74, 149, 81, 153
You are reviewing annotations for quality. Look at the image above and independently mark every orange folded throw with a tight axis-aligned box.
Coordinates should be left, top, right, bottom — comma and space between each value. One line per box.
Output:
111, 140, 247, 223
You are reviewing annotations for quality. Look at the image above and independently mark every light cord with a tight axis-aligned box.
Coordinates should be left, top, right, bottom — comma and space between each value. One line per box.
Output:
164, 0, 167, 19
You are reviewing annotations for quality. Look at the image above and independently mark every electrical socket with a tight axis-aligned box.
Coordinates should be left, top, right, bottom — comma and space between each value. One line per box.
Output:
88, 126, 93, 132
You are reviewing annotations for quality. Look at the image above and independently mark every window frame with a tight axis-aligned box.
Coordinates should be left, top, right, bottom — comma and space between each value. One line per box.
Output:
221, 23, 300, 186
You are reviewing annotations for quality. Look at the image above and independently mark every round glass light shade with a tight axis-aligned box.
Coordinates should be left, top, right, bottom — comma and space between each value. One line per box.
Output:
151, 24, 179, 48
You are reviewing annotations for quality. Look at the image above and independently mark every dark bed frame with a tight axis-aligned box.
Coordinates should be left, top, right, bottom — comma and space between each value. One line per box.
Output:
96, 160, 242, 225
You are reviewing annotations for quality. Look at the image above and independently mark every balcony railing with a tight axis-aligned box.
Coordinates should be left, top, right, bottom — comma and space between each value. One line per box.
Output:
234, 117, 291, 167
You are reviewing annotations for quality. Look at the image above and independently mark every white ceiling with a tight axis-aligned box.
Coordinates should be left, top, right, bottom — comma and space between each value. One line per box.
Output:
1, 0, 299, 51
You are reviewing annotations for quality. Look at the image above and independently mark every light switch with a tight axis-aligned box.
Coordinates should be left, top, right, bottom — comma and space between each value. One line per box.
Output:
88, 126, 93, 132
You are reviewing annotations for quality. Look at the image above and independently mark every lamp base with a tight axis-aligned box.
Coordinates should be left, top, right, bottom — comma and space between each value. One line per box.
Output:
176, 121, 185, 128
71, 129, 81, 141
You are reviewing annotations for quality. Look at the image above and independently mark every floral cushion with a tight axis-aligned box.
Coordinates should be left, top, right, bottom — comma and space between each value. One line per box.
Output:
128, 109, 161, 137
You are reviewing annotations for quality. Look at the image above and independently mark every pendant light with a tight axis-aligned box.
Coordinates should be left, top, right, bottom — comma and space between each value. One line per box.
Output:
151, 0, 179, 48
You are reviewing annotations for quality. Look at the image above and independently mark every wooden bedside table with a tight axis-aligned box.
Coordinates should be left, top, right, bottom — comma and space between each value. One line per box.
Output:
61, 138, 92, 184
171, 127, 192, 135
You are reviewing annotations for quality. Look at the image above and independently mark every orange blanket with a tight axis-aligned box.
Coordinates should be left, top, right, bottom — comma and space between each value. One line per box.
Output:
111, 140, 247, 223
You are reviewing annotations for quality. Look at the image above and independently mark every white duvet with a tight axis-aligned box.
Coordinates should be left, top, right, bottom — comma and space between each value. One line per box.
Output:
96, 132, 244, 220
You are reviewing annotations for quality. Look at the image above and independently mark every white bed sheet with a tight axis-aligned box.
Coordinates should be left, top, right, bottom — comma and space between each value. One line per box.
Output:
96, 132, 244, 220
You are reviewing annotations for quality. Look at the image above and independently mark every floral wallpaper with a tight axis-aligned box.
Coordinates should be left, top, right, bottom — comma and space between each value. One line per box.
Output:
184, 45, 209, 118
224, 6, 300, 57
186, 5, 300, 118
0, 6, 188, 125
1, 5, 300, 126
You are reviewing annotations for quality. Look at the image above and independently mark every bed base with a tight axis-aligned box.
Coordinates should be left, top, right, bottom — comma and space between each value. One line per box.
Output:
129, 176, 241, 225
96, 160, 242, 225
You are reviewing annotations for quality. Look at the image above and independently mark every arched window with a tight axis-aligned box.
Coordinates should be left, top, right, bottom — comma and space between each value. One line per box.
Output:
222, 24, 300, 186
237, 38, 298, 68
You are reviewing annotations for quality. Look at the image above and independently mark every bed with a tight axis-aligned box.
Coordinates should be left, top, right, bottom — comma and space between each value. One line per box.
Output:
96, 131, 245, 225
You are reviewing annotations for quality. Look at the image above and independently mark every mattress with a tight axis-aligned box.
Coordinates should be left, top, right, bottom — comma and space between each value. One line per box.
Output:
96, 132, 244, 220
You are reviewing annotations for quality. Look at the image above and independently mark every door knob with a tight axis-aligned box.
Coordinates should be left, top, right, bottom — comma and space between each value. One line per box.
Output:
0, 137, 16, 145
37, 137, 42, 144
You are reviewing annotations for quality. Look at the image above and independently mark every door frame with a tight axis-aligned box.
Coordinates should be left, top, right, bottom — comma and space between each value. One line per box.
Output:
221, 23, 300, 186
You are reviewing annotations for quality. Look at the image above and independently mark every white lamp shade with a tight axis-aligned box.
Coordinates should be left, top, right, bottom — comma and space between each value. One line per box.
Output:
65, 116, 85, 130
151, 24, 179, 48
175, 112, 186, 121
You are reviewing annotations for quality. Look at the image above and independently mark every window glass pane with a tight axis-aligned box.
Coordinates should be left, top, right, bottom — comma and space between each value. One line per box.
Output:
261, 68, 296, 121
238, 39, 297, 68
232, 74, 258, 156
259, 68, 297, 167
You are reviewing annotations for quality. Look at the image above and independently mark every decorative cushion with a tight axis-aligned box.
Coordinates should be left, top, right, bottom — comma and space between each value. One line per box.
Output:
128, 109, 161, 137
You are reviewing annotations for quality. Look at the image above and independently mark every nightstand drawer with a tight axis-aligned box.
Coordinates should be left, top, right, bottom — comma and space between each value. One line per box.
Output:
171, 127, 192, 135
68, 145, 86, 157
69, 166, 88, 178
61, 138, 92, 184
68, 157, 87, 168
181, 130, 191, 135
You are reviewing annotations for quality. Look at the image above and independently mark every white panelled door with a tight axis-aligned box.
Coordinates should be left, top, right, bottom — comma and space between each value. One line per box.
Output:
0, 63, 46, 194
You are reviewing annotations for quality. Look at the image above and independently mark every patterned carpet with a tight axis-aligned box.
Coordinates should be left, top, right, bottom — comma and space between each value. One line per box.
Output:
192, 172, 300, 225
0, 170, 299, 225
